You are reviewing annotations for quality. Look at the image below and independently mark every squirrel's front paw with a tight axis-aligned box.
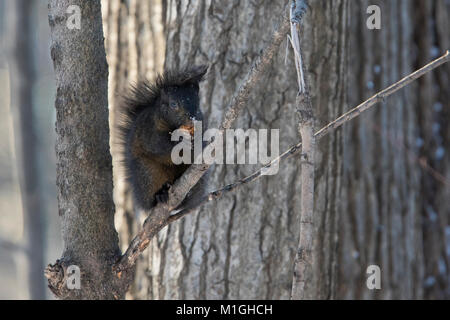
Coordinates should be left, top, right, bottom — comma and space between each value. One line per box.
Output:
155, 182, 172, 204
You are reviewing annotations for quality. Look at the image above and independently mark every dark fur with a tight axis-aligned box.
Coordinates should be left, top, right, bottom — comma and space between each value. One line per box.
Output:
116, 65, 209, 211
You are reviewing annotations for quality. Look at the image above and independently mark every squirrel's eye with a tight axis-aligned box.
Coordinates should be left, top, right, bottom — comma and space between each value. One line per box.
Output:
170, 102, 177, 108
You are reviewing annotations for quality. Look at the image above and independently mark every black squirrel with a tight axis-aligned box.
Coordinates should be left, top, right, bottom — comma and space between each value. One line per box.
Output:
117, 65, 209, 211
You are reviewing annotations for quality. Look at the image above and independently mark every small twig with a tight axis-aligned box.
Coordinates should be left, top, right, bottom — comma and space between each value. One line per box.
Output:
315, 50, 450, 140
167, 141, 303, 223
291, 0, 308, 23
289, 1, 306, 93
219, 6, 291, 131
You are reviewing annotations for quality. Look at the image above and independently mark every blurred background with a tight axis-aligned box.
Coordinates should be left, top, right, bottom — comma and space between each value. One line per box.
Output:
0, 0, 449, 300
0, 0, 60, 299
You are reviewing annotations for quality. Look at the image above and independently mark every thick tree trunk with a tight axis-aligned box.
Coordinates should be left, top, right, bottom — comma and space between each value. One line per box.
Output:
6, 0, 46, 300
340, 0, 450, 300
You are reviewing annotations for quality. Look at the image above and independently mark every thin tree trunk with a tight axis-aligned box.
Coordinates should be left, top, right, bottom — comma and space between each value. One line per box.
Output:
290, 4, 317, 299
45, 0, 130, 299
6, 0, 46, 300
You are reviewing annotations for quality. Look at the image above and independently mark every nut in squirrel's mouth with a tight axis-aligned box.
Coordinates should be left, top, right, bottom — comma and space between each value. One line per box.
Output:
178, 123, 195, 136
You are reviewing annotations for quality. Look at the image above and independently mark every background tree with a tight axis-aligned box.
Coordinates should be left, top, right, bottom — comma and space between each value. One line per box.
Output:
342, 0, 449, 299
5, 0, 46, 299
101, 0, 166, 298
0, 0, 60, 300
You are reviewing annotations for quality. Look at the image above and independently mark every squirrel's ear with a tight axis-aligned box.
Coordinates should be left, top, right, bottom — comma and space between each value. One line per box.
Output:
189, 65, 209, 83
160, 88, 169, 102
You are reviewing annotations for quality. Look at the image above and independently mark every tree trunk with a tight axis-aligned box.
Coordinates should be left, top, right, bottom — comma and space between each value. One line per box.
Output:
6, 0, 46, 300
46, 0, 130, 299
340, 0, 450, 300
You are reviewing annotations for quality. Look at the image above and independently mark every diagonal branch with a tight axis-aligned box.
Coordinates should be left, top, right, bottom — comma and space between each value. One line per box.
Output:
315, 50, 450, 140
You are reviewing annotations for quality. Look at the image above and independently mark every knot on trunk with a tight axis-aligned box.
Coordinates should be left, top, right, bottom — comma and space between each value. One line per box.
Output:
44, 260, 70, 298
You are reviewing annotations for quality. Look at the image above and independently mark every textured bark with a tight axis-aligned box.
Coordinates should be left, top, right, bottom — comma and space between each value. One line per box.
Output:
6, 0, 46, 300
340, 0, 450, 300
290, 4, 317, 299
101, 0, 166, 299
292, 92, 316, 300
46, 0, 131, 299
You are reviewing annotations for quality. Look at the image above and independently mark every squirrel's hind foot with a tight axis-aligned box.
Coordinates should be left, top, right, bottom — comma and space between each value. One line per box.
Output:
155, 182, 172, 204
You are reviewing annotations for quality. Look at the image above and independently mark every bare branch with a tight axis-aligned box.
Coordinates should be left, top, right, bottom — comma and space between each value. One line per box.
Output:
167, 140, 303, 223
315, 50, 450, 140
219, 8, 292, 131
